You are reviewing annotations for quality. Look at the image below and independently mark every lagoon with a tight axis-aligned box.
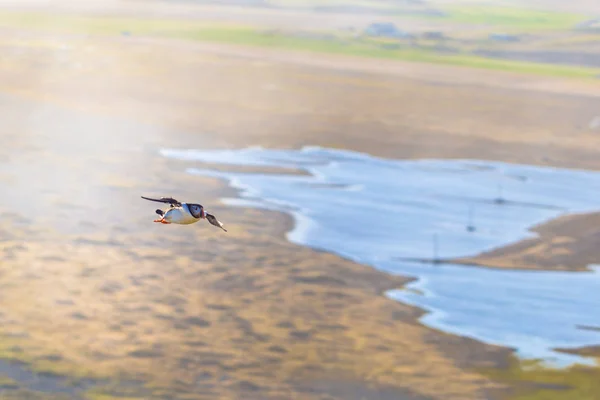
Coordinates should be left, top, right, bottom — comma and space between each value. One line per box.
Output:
160, 146, 600, 366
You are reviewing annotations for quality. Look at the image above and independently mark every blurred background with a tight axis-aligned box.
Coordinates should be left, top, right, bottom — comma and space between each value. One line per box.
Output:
0, 0, 599, 399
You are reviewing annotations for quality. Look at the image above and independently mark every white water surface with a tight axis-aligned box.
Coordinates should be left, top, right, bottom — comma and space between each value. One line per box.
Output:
160, 146, 600, 366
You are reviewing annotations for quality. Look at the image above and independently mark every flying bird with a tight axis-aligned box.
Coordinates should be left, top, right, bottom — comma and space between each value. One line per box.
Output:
141, 196, 227, 232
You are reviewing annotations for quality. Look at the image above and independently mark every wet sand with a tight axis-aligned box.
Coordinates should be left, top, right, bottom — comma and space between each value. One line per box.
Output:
0, 3, 599, 399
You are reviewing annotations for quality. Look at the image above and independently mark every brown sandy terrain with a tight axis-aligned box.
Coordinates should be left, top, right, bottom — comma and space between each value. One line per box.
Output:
2, 32, 600, 164
459, 212, 600, 271
0, 2, 599, 399
0, 94, 510, 400
556, 345, 600, 358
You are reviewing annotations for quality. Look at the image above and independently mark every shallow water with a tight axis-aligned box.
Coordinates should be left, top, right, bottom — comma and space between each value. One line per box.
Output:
161, 146, 600, 366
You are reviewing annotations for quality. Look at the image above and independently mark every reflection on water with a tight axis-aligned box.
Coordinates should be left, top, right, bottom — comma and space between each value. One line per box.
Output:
161, 146, 600, 366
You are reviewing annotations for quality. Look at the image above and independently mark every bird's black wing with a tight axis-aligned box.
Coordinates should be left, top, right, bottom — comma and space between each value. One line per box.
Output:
206, 213, 227, 232
141, 196, 182, 207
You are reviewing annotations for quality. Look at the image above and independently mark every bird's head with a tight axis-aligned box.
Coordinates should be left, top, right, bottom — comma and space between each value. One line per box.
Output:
188, 203, 205, 219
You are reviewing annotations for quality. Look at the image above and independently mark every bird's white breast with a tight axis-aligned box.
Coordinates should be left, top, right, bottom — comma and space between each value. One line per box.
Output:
163, 206, 199, 225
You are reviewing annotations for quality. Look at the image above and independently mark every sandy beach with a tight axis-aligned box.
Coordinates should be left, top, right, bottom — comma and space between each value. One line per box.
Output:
0, 1, 599, 399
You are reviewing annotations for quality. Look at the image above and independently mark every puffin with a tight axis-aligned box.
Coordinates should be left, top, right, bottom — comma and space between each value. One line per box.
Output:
141, 196, 227, 232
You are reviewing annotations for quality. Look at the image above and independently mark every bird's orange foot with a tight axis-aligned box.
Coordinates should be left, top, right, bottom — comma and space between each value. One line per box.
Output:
160, 220, 171, 224
153, 219, 163, 223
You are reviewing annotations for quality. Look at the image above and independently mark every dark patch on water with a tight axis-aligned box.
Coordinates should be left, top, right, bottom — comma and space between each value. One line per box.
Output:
439, 193, 565, 211
577, 325, 600, 332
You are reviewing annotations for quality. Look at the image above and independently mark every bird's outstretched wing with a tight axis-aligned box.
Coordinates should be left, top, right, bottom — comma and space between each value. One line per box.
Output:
141, 196, 182, 207
206, 213, 227, 232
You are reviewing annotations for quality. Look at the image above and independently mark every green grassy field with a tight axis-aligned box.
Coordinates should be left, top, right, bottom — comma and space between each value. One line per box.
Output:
269, 0, 400, 10
436, 5, 585, 31
265, 1, 586, 31
0, 12, 598, 79
483, 358, 600, 400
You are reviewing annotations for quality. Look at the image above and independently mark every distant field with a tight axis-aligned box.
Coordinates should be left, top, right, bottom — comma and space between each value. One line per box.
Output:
438, 5, 585, 31
268, 0, 402, 10
0, 12, 598, 79
265, 0, 587, 31
429, 0, 600, 15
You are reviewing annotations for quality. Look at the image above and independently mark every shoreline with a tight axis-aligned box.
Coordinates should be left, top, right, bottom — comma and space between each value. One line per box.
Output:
186, 145, 600, 365
459, 211, 600, 272
174, 144, 600, 274
213, 170, 521, 374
